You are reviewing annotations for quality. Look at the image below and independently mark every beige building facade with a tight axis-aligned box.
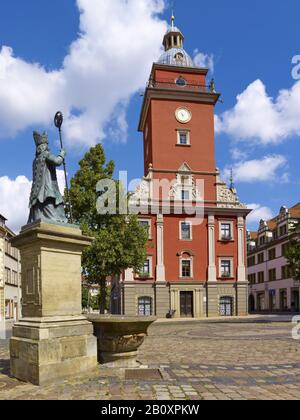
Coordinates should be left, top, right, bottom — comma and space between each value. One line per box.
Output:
0, 215, 21, 338
248, 204, 300, 313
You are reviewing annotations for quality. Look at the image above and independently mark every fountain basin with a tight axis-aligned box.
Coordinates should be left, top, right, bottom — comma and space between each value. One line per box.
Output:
87, 315, 156, 367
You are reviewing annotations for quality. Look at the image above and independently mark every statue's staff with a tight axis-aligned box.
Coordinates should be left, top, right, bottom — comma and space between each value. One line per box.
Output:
54, 111, 74, 224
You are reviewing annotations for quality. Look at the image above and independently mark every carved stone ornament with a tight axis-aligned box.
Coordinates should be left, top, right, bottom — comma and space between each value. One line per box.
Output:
129, 175, 151, 206
216, 173, 247, 209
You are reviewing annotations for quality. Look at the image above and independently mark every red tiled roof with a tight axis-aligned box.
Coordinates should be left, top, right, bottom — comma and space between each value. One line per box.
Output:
266, 218, 277, 231
249, 231, 258, 240
289, 202, 300, 219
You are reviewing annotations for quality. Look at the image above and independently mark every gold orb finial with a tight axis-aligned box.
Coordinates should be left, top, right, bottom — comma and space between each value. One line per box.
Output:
171, 12, 175, 28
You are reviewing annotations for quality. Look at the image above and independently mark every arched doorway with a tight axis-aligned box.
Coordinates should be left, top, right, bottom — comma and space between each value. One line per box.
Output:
248, 295, 255, 312
219, 297, 233, 317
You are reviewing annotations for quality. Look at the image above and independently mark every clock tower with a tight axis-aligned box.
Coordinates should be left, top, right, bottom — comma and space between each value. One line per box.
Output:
118, 16, 250, 319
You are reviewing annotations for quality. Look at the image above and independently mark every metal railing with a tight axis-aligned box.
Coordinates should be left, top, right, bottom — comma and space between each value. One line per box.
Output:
147, 78, 215, 93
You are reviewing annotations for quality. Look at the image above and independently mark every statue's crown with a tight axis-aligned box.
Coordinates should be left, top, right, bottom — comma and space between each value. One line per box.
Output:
33, 131, 48, 147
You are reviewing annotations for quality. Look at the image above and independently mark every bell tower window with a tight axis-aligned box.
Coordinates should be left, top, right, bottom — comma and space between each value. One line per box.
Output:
177, 130, 190, 146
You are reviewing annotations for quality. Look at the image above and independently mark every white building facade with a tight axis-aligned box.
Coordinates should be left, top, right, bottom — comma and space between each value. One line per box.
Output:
0, 215, 21, 336
248, 204, 300, 313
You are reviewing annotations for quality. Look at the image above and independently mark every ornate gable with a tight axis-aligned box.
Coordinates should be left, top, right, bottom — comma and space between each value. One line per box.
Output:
216, 172, 247, 209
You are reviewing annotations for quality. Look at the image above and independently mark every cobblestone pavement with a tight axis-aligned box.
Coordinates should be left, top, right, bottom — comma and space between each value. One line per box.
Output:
1, 319, 300, 400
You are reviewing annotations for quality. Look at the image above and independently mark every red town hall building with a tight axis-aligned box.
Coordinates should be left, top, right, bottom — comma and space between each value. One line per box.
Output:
116, 18, 250, 318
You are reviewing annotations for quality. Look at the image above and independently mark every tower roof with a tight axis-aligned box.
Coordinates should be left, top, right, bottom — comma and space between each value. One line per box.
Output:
157, 47, 195, 68
157, 15, 195, 68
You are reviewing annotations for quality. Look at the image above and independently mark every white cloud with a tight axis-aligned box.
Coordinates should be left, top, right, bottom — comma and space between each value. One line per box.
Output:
223, 155, 288, 183
216, 79, 300, 144
0, 175, 32, 232
247, 203, 273, 227
193, 49, 214, 74
0, 170, 66, 233
230, 147, 249, 161
0, 0, 167, 147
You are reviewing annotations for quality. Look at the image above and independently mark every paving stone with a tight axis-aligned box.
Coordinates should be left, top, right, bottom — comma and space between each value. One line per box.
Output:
1, 319, 300, 400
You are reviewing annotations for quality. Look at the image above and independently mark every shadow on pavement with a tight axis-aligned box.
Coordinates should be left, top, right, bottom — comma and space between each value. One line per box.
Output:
0, 358, 11, 377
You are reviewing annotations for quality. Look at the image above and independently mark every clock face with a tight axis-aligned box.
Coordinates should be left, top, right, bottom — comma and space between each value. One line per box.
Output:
176, 108, 192, 123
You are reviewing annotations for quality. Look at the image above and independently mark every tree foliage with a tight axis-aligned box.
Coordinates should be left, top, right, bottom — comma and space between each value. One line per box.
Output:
286, 222, 300, 282
68, 144, 148, 313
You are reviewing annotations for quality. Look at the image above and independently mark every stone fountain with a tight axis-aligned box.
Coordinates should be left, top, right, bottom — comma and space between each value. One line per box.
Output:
87, 315, 156, 367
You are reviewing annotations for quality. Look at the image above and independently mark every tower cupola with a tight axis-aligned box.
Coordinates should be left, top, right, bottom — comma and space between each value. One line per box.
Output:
158, 14, 195, 68
163, 14, 184, 50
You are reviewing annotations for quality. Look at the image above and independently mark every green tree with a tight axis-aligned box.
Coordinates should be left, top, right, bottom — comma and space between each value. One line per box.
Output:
286, 222, 300, 282
68, 144, 148, 314
82, 284, 89, 309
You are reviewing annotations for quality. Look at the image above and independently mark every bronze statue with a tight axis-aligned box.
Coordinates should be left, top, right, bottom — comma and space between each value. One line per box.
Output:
28, 131, 67, 224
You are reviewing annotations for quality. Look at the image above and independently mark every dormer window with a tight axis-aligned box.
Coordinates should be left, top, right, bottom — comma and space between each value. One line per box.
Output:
259, 236, 265, 246
175, 52, 184, 61
279, 224, 288, 237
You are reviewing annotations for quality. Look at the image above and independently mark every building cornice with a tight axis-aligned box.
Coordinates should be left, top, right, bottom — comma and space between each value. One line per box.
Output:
150, 168, 217, 176
150, 63, 209, 76
130, 202, 251, 217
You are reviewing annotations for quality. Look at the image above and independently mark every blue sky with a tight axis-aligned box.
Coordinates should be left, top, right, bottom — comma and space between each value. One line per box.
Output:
0, 0, 299, 231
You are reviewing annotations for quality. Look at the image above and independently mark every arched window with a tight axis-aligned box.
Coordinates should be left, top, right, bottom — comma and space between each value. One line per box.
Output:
178, 251, 194, 279
138, 297, 153, 316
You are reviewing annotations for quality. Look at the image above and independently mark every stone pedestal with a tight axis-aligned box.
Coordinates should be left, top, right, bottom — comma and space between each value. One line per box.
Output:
10, 222, 98, 386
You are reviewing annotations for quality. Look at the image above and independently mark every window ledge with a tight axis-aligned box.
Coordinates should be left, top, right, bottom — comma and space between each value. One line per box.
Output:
176, 144, 191, 147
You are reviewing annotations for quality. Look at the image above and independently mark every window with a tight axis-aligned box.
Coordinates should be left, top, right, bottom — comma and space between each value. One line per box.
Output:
179, 132, 188, 145
180, 222, 192, 240
139, 257, 152, 278
5, 267, 11, 285
258, 271, 265, 284
219, 297, 233, 317
139, 219, 151, 239
268, 268, 277, 282
220, 260, 232, 279
259, 236, 266, 246
221, 223, 232, 241
138, 297, 152, 316
181, 260, 192, 278
248, 273, 256, 285
247, 256, 256, 267
257, 253, 265, 264
177, 130, 190, 146
279, 224, 288, 237
181, 190, 190, 201
176, 76, 187, 87
268, 248, 276, 261
12, 271, 18, 286
175, 52, 184, 61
